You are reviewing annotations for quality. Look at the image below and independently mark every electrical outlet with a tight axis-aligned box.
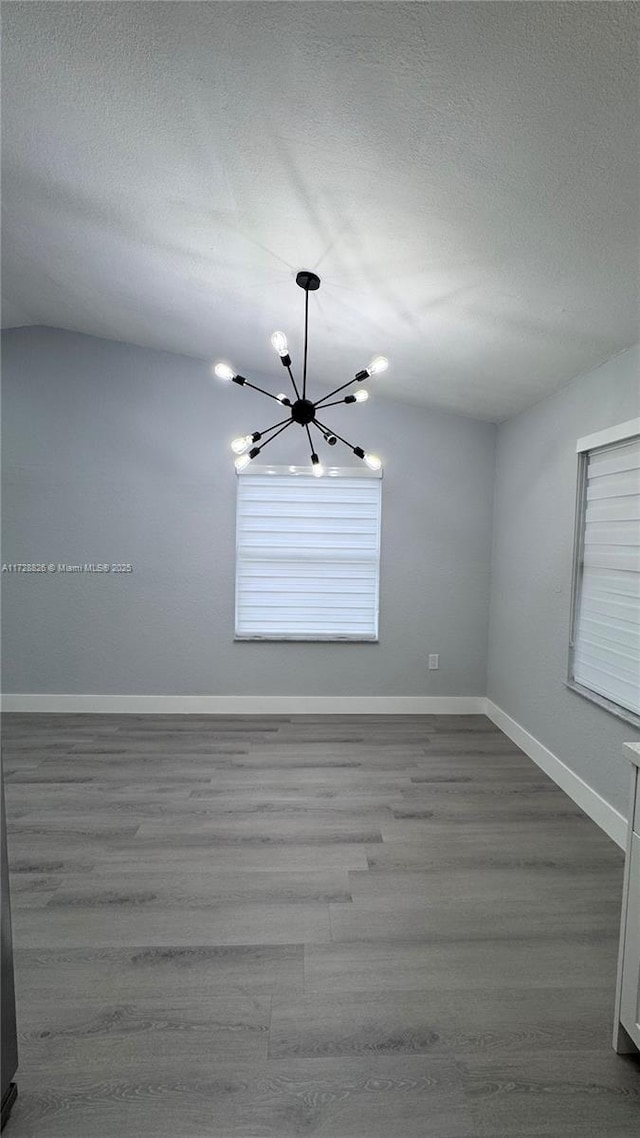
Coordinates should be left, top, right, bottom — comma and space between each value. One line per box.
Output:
428, 654, 439, 670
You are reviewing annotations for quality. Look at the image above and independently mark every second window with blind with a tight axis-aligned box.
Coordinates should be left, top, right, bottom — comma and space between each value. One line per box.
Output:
235, 467, 382, 640
569, 420, 640, 724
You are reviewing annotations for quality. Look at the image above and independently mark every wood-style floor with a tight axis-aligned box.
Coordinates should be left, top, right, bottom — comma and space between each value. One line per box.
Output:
3, 713, 639, 1137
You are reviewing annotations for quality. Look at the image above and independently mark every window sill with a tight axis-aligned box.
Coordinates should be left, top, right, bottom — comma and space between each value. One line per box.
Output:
234, 635, 379, 642
565, 680, 640, 730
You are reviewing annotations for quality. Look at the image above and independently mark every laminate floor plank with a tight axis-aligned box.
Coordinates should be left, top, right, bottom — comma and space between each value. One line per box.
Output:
463, 1050, 640, 1136
5, 771, 213, 785
305, 937, 621, 993
348, 865, 621, 903
422, 734, 523, 753
269, 985, 616, 1060
183, 791, 403, 813
405, 767, 565, 785
5, 1055, 474, 1138
188, 771, 415, 792
132, 816, 385, 845
8, 838, 372, 873
365, 833, 621, 873
4, 711, 638, 1138
41, 868, 353, 907
7, 787, 398, 813
18, 995, 272, 1069
328, 898, 620, 944
388, 798, 584, 824
373, 814, 607, 851
14, 943, 304, 1001
13, 901, 333, 948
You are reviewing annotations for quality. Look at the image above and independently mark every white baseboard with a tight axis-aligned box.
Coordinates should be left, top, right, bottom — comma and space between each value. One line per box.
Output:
1, 694, 485, 716
484, 699, 626, 849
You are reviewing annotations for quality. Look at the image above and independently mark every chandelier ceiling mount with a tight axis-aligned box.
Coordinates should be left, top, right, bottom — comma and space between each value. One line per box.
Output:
295, 269, 321, 292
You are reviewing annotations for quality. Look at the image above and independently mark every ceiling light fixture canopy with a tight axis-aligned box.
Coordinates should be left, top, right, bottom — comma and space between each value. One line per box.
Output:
214, 270, 388, 475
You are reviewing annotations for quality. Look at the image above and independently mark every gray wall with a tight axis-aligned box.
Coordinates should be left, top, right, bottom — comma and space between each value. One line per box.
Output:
1, 326, 496, 697
487, 345, 640, 816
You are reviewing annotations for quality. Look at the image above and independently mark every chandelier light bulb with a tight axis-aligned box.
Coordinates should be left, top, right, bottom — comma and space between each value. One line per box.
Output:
354, 389, 369, 403
276, 393, 288, 404
271, 331, 288, 357
234, 453, 251, 472
312, 462, 324, 478
231, 435, 252, 455
363, 452, 382, 471
367, 356, 388, 376
214, 362, 236, 381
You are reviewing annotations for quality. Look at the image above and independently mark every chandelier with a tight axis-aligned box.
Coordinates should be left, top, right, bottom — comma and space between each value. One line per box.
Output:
214, 270, 388, 476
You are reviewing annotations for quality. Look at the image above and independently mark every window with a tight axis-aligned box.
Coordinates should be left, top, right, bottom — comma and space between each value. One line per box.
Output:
235, 465, 382, 640
569, 419, 640, 724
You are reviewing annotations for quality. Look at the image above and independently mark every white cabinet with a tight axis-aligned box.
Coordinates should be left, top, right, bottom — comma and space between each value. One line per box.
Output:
614, 742, 640, 1053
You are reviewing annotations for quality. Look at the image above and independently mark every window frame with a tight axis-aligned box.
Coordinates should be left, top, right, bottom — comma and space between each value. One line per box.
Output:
234, 463, 382, 643
567, 418, 640, 728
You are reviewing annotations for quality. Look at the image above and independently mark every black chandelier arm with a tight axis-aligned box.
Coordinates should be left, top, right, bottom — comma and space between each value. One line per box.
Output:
304, 422, 316, 460
251, 415, 291, 441
311, 420, 342, 456
313, 397, 357, 410
255, 419, 295, 454
313, 417, 361, 455
286, 364, 301, 401
314, 372, 366, 407
240, 378, 291, 405
313, 421, 332, 441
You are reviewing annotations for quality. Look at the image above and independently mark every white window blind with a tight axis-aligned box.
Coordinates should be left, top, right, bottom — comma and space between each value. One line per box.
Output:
571, 434, 640, 717
235, 469, 381, 640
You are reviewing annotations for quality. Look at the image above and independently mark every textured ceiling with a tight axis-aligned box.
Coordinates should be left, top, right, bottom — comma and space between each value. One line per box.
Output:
2, 1, 638, 420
